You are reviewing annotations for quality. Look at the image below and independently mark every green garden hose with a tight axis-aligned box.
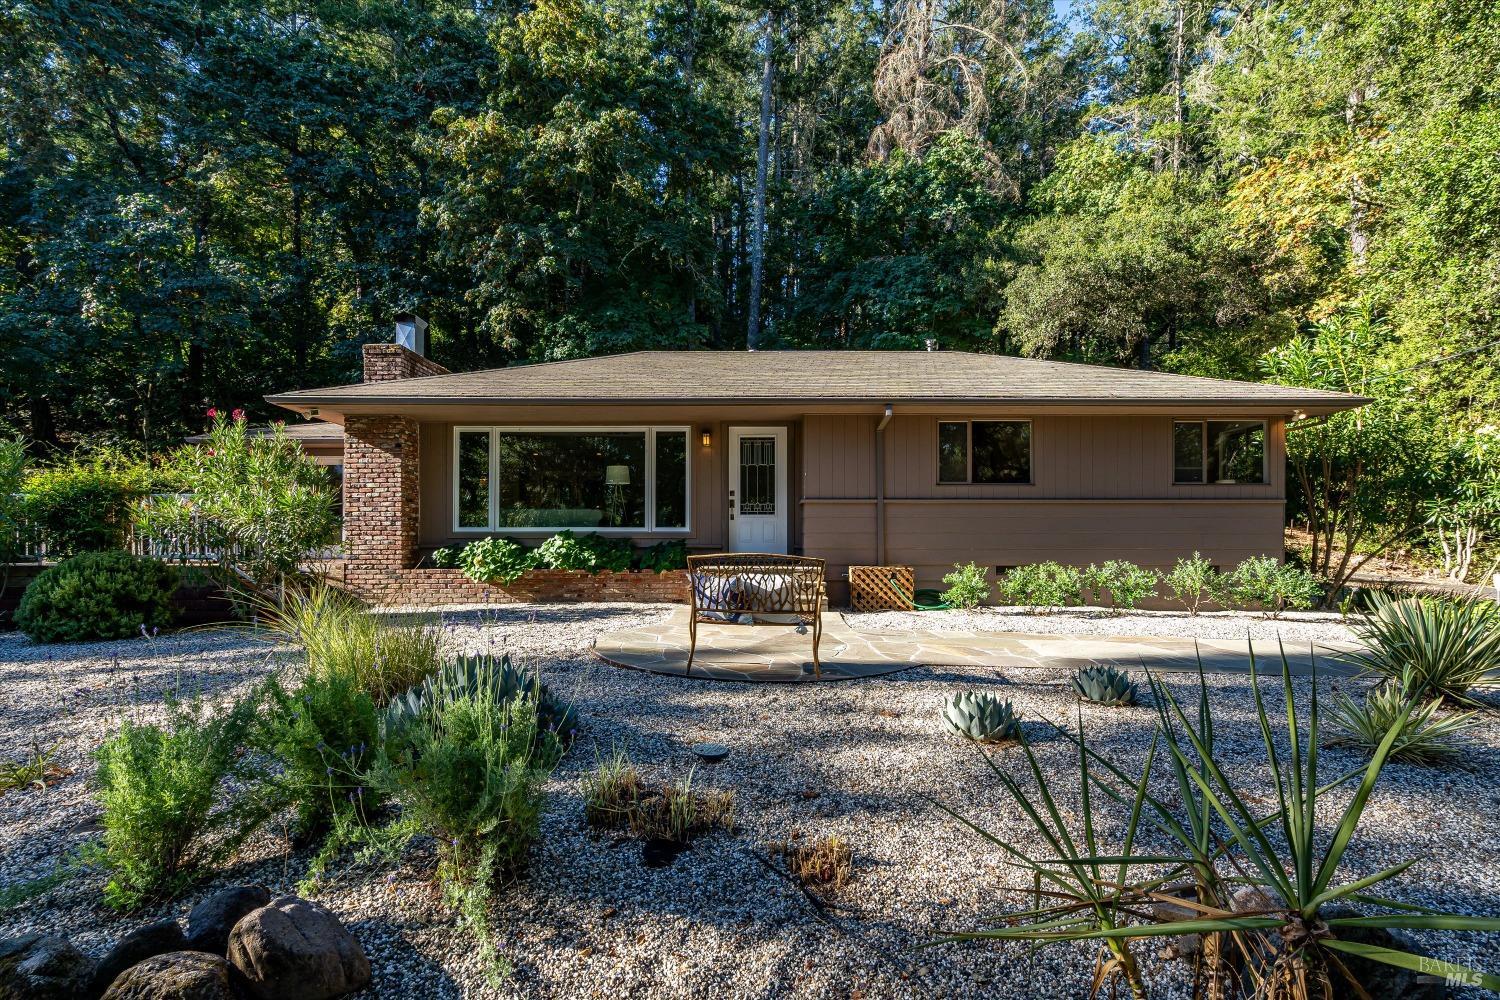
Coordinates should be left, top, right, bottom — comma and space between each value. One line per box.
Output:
888, 574, 950, 611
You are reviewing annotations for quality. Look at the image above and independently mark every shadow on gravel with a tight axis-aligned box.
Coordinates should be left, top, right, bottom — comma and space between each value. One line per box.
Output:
343, 920, 462, 999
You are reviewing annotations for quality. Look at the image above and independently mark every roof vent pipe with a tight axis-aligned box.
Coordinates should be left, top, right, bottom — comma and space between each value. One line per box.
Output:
394, 313, 428, 357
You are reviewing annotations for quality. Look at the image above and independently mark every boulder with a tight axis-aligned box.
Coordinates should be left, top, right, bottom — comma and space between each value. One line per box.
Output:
183, 886, 271, 955
0, 934, 94, 999
227, 896, 369, 1000
89, 920, 187, 996
99, 952, 235, 1000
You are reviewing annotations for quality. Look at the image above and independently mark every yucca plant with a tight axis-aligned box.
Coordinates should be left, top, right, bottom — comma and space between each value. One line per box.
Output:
933, 648, 1500, 999
1344, 591, 1500, 707
1326, 672, 1480, 766
931, 720, 1164, 998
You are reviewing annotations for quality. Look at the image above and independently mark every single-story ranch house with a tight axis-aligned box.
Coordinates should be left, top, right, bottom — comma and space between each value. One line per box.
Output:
267, 341, 1367, 606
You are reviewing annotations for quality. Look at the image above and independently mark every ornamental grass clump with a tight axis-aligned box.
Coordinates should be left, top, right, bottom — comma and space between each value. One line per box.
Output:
255, 581, 440, 704
934, 652, 1500, 998
580, 753, 733, 844
1344, 591, 1500, 706
773, 833, 853, 893
88, 695, 262, 910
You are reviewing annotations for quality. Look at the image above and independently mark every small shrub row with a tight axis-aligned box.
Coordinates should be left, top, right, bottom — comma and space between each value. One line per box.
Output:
938, 553, 1324, 618
434, 531, 688, 585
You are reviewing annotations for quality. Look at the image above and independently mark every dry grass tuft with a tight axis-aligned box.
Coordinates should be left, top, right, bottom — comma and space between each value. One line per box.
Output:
581, 754, 734, 844
774, 833, 853, 892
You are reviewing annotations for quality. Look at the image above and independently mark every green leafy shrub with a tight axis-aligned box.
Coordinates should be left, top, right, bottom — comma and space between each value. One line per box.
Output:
16, 551, 177, 643
1227, 555, 1323, 618
19, 447, 166, 558
456, 536, 538, 584
1159, 551, 1231, 615
429, 546, 462, 569
995, 561, 1082, 612
1326, 675, 1480, 765
260, 669, 383, 836
939, 562, 991, 609
0, 437, 28, 583
255, 581, 440, 703
371, 687, 560, 975
1081, 560, 1156, 614
88, 696, 262, 910
140, 413, 337, 592
635, 539, 688, 573
1344, 592, 1500, 706
535, 530, 633, 572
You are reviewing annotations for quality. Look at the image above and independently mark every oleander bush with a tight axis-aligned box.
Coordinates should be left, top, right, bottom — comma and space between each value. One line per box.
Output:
1159, 551, 1232, 615
87, 695, 262, 910
940, 562, 991, 609
1227, 555, 1323, 618
16, 550, 178, 643
1081, 560, 1157, 614
995, 561, 1082, 612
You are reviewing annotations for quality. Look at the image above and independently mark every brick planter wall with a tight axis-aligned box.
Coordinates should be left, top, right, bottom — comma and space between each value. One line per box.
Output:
348, 567, 690, 606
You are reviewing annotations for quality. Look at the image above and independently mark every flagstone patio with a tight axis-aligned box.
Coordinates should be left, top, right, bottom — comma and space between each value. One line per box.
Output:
591, 606, 1362, 682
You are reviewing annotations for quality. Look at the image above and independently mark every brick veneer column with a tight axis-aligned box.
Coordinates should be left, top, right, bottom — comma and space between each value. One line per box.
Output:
343, 414, 421, 598
362, 343, 450, 382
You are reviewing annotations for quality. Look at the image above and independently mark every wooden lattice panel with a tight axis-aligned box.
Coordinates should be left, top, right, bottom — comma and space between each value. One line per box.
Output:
848, 565, 915, 612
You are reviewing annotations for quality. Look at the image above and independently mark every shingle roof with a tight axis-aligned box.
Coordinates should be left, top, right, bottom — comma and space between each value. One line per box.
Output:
266, 350, 1366, 410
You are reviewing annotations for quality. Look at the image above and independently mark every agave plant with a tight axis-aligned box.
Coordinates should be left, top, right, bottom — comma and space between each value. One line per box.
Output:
1326, 672, 1480, 766
940, 691, 1022, 744
385, 653, 578, 742
1344, 591, 1500, 706
1072, 665, 1139, 706
933, 648, 1500, 999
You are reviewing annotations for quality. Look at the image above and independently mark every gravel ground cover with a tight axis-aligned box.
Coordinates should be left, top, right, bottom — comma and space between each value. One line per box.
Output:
1, 603, 1496, 999
849, 606, 1358, 646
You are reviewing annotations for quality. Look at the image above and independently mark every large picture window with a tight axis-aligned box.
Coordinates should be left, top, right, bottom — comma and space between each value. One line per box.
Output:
454, 427, 690, 532
937, 420, 1032, 484
1173, 420, 1266, 484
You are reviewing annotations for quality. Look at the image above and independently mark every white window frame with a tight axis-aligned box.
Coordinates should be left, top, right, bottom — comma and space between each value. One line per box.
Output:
1172, 418, 1268, 486
936, 419, 1034, 485
452, 425, 692, 534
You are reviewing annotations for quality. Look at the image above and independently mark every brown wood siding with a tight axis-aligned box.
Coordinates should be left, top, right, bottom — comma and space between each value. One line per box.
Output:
800, 413, 1287, 597
879, 414, 1284, 499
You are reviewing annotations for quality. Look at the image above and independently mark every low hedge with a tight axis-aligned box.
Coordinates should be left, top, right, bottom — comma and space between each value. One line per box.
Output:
16, 551, 178, 643
436, 532, 689, 585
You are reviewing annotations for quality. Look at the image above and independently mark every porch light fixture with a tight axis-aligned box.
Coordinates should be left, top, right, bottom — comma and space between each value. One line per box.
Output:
700, 427, 712, 448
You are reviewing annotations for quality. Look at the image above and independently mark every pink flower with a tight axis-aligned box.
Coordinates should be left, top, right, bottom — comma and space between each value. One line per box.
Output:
231, 408, 246, 422
206, 407, 219, 420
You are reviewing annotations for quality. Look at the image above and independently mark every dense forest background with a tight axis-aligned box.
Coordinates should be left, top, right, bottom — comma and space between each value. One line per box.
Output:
1, 0, 1497, 452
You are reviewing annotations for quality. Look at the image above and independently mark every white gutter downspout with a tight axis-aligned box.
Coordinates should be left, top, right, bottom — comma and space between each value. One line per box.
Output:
876, 404, 894, 565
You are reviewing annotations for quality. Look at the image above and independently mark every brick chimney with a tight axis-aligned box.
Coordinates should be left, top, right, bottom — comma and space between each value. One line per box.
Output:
362, 314, 451, 383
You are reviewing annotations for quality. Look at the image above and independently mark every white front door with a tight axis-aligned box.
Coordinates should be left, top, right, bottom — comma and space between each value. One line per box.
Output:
728, 426, 788, 553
